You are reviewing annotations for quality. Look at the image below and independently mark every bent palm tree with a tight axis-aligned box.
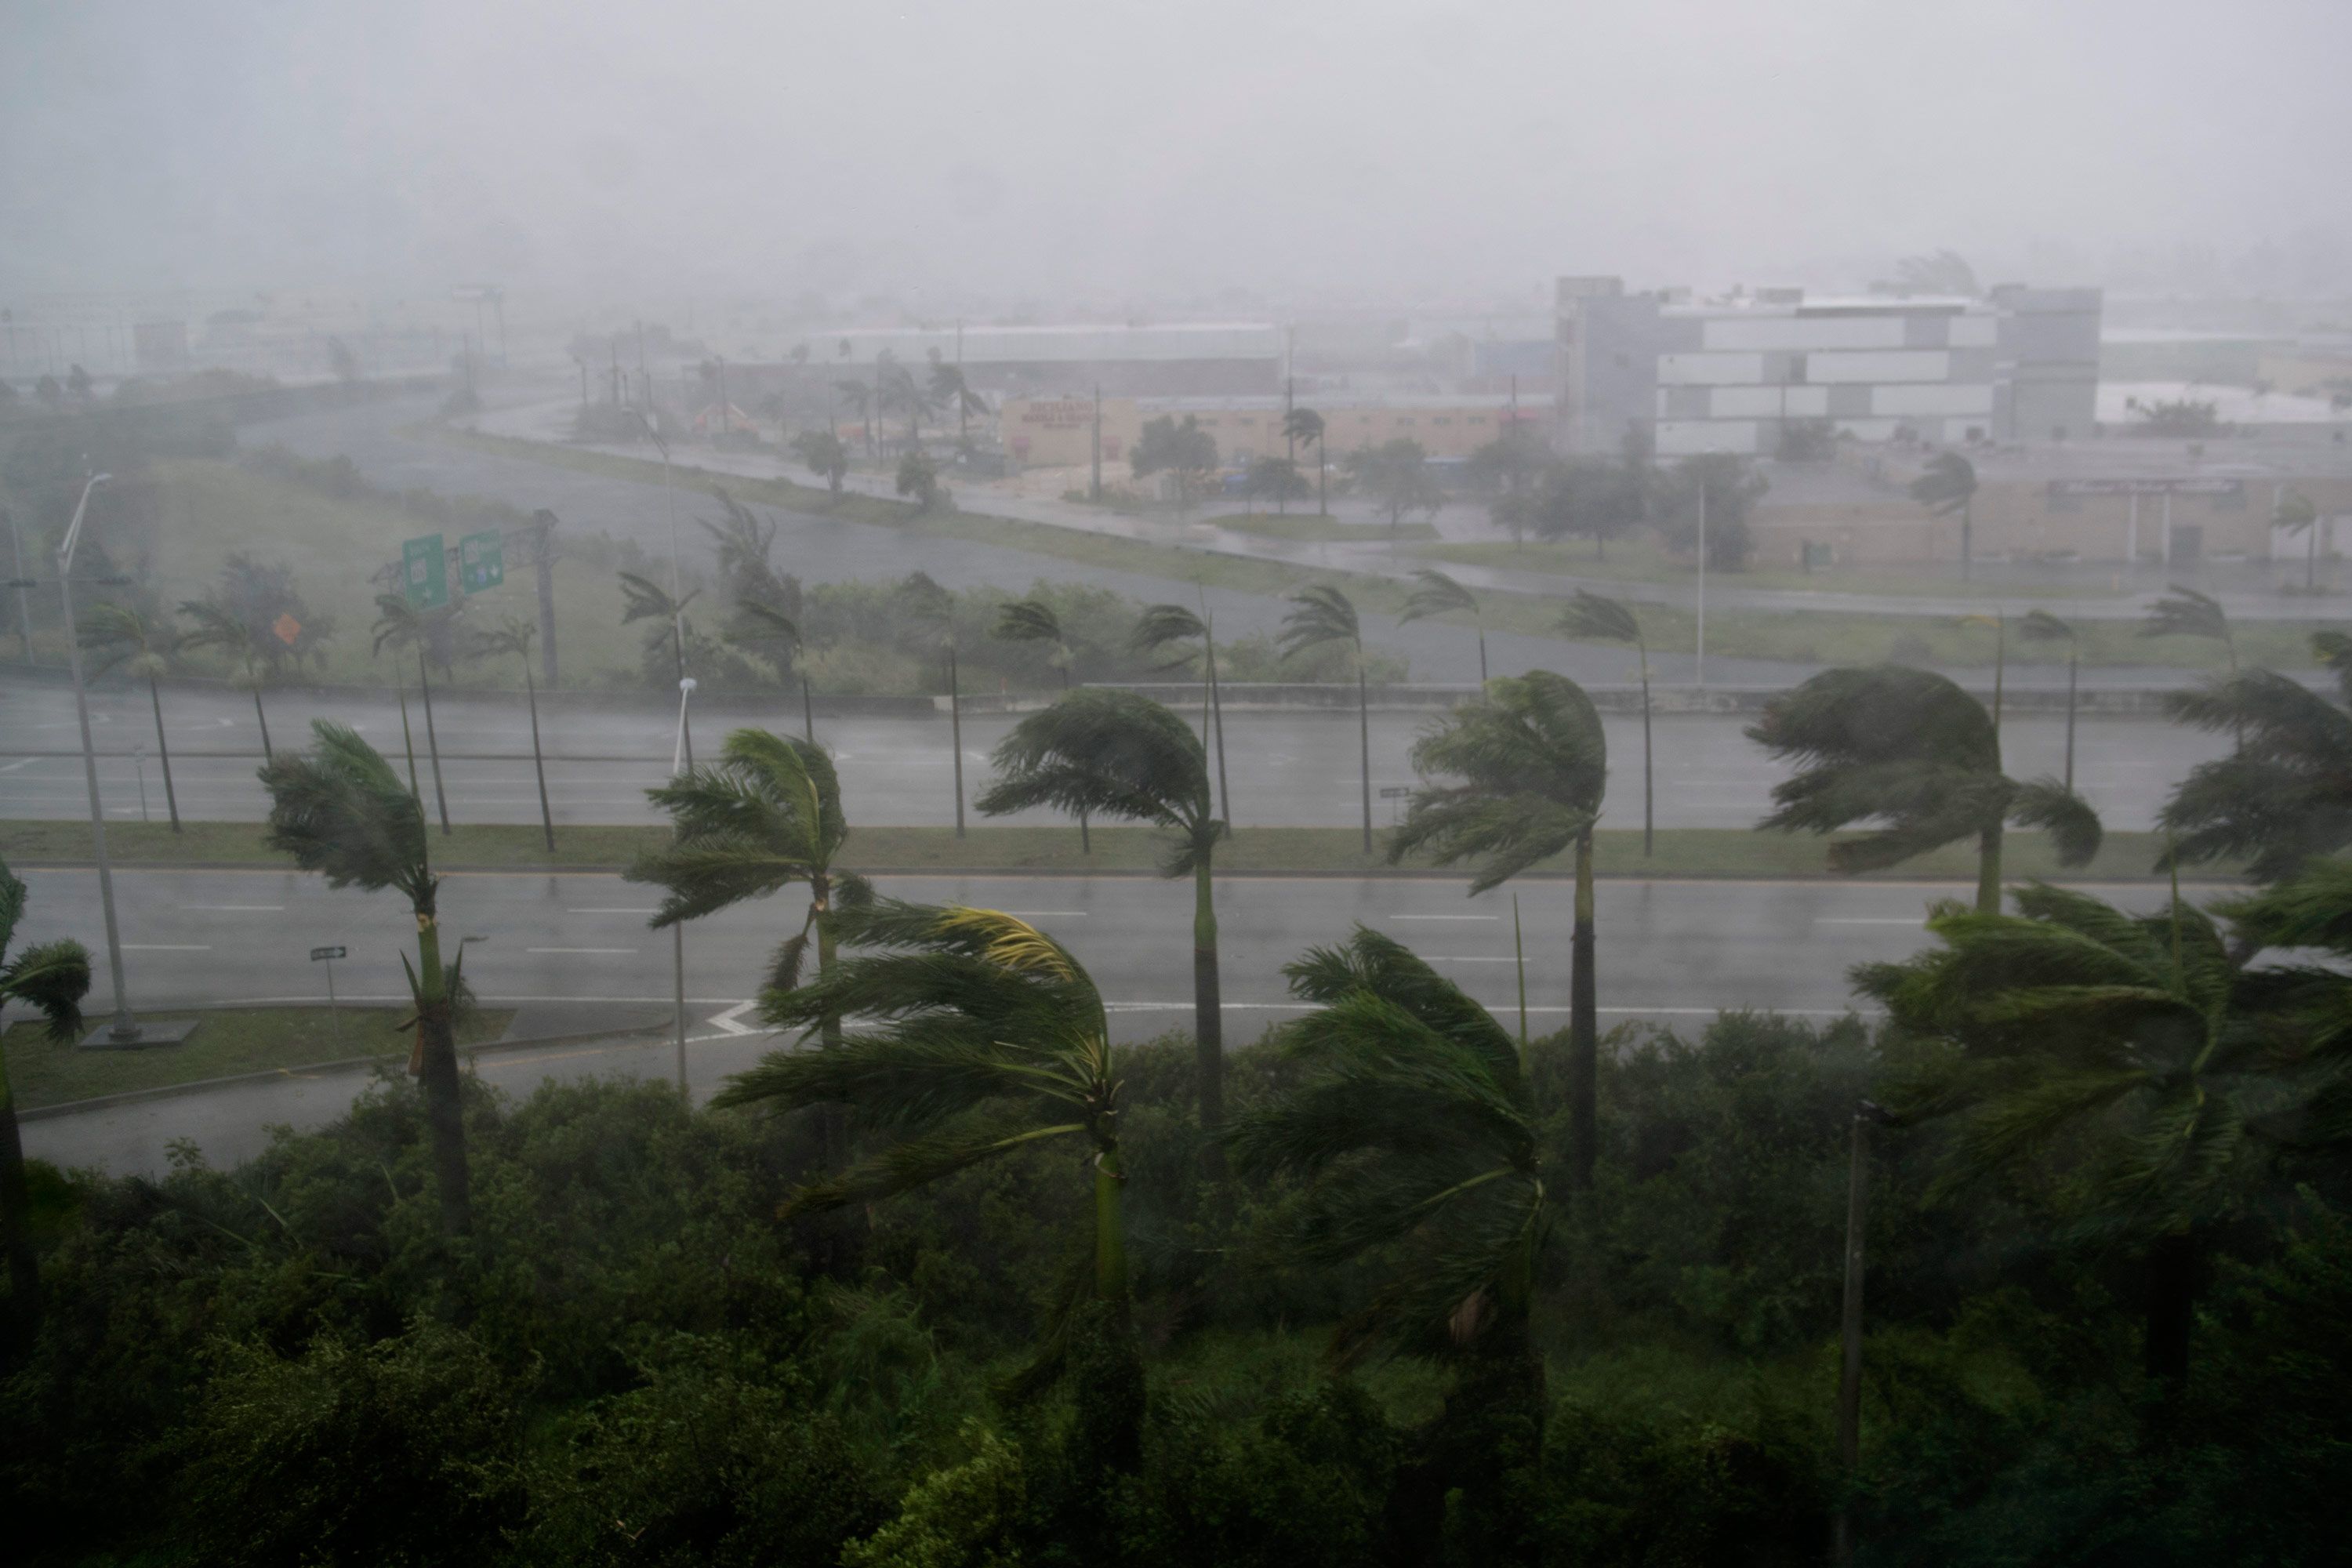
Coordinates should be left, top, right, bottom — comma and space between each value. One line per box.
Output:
1907, 451, 1977, 578
259, 723, 470, 1234
1281, 586, 1373, 852
0, 861, 91, 1331
468, 619, 554, 851
728, 600, 814, 742
176, 599, 275, 761
2020, 609, 2080, 792
1132, 601, 1231, 829
2144, 583, 2235, 672
1560, 589, 1653, 855
1401, 567, 1486, 686
1748, 666, 2102, 915
78, 601, 182, 832
977, 689, 1229, 1150
1282, 407, 1327, 514
371, 594, 453, 835
2158, 632, 2352, 880
1392, 670, 1607, 1188
2274, 491, 2322, 592
994, 598, 1090, 852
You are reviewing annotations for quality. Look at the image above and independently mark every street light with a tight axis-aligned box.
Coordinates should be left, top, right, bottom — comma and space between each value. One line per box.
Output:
670, 675, 696, 1095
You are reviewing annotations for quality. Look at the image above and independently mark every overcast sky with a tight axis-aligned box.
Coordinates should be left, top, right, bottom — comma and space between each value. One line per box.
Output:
5, 0, 2348, 318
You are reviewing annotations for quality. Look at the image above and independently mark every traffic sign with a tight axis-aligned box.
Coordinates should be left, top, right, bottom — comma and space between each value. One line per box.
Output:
273, 612, 302, 645
459, 530, 505, 593
310, 945, 347, 962
402, 534, 448, 609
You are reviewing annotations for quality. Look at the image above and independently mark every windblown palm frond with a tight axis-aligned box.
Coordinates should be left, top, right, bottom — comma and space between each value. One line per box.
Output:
2019, 608, 2074, 645
257, 722, 433, 905
619, 572, 696, 626
993, 598, 1065, 649
977, 688, 1208, 851
77, 600, 172, 679
2158, 659, 2352, 878
2143, 584, 2230, 648
1392, 670, 1605, 891
175, 598, 256, 663
1557, 589, 1640, 646
1129, 602, 1207, 673
1277, 585, 1359, 662
0, 862, 92, 1042
1907, 452, 1976, 515
1400, 568, 1477, 625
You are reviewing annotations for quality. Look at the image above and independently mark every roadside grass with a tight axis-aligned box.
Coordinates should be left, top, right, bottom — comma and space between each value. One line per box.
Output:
1208, 514, 1439, 543
5, 1004, 513, 1111
1417, 536, 2127, 600
0, 818, 2222, 884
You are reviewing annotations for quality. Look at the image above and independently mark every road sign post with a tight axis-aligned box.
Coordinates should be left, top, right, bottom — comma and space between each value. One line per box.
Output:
402, 534, 448, 610
459, 530, 505, 593
310, 944, 347, 1051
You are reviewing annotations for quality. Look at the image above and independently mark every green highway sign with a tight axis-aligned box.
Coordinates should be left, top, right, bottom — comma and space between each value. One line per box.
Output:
459, 530, 505, 593
402, 533, 448, 609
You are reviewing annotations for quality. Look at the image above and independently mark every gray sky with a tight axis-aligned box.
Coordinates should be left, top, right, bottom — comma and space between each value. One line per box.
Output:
5, 0, 2348, 314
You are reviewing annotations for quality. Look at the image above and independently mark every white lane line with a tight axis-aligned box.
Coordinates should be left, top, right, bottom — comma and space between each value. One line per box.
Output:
183, 904, 285, 912
567, 907, 658, 915
1389, 913, 1499, 921
0, 758, 37, 773
1815, 916, 1927, 925
527, 946, 640, 955
122, 943, 212, 951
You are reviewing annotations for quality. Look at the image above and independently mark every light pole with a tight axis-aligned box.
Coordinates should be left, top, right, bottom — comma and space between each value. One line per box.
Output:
670, 675, 696, 1095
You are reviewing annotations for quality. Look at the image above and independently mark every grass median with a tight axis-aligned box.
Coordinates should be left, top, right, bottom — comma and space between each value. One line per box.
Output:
6, 1004, 514, 1112
1, 818, 2223, 883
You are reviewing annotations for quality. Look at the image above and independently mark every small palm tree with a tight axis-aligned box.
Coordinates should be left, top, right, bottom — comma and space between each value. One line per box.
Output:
1280, 585, 1373, 852
467, 619, 554, 851
1559, 589, 1653, 855
1282, 407, 1327, 514
1907, 451, 1978, 579
792, 430, 850, 495
176, 599, 275, 760
879, 364, 935, 452
371, 594, 453, 836
1859, 880, 2326, 1385
1131, 601, 1232, 829
259, 724, 471, 1234
2020, 609, 2081, 792
976, 688, 1230, 1150
727, 600, 814, 742
1391, 670, 1608, 1189
2144, 583, 2235, 673
993, 598, 1090, 852
928, 363, 989, 450
77, 601, 182, 832
2274, 491, 2323, 592
0, 859, 92, 1330
2157, 631, 2352, 881
1401, 567, 1486, 686
1748, 666, 2102, 914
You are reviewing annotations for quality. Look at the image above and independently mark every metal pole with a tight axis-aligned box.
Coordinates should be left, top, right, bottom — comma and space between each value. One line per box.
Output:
60, 476, 141, 1040
135, 748, 149, 822
1695, 479, 1708, 687
671, 677, 696, 1096
325, 955, 341, 1052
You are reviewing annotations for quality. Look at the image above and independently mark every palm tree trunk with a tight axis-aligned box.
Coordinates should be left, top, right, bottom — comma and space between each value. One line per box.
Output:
418, 651, 451, 836
147, 674, 180, 833
397, 682, 421, 801
1316, 442, 1327, 516
410, 907, 472, 1235
1192, 852, 1227, 1172
524, 662, 554, 852
1094, 1140, 1127, 1301
1476, 627, 1489, 688
248, 659, 273, 760
1569, 829, 1598, 1191
1976, 820, 2003, 916
1961, 497, 1973, 581
0, 1044, 40, 1340
2309, 524, 2319, 592
948, 646, 965, 839
2144, 1229, 2198, 1385
1639, 643, 1654, 858
2063, 646, 2078, 794
1356, 653, 1373, 855
802, 672, 816, 744
1062, 663, 1091, 853
1207, 634, 1232, 830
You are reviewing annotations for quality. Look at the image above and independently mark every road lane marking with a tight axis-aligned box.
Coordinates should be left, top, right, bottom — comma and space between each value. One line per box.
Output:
122, 943, 211, 951
526, 946, 640, 955
0, 758, 36, 773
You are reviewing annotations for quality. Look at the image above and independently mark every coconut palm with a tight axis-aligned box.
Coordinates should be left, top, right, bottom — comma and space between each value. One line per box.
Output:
2274, 491, 2323, 592
1280, 586, 1374, 852
1559, 589, 1654, 855
1401, 567, 1486, 686
1858, 880, 2328, 1384
77, 601, 182, 832
993, 598, 1090, 853
1283, 406, 1327, 514
467, 619, 554, 851
714, 901, 1140, 1453
976, 688, 1229, 1147
2156, 632, 2352, 881
0, 859, 91, 1331
2020, 609, 2081, 792
1748, 666, 2103, 915
1131, 601, 1232, 829
259, 723, 471, 1234
1907, 451, 1978, 579
175, 598, 276, 761
371, 594, 453, 836
1391, 670, 1608, 1189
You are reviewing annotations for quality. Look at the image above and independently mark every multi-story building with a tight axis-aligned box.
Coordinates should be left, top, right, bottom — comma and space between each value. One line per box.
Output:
1555, 278, 2100, 456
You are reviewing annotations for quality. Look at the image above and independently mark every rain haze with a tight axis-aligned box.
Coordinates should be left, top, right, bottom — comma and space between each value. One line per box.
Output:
6, 2, 2352, 1563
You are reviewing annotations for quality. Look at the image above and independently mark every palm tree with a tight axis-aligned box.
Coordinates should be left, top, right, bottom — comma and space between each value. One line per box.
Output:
371, 594, 453, 836
1749, 666, 2102, 914
467, 619, 554, 852
1282, 407, 1327, 514
1559, 589, 1653, 855
2274, 491, 2323, 592
176, 598, 275, 761
1280, 586, 1373, 853
1858, 880, 2326, 1385
897, 575, 964, 837
792, 430, 850, 495
834, 379, 875, 462
1391, 670, 1608, 1189
993, 598, 1090, 853
713, 900, 1141, 1458
727, 600, 814, 743
77, 601, 182, 833
2144, 583, 2235, 673
976, 688, 1229, 1152
928, 362, 989, 450
258, 723, 471, 1234
1401, 567, 1486, 686
2156, 631, 2352, 881
1131, 601, 1232, 829
879, 364, 935, 453
1907, 451, 1978, 579
0, 859, 91, 1333
2020, 609, 2080, 792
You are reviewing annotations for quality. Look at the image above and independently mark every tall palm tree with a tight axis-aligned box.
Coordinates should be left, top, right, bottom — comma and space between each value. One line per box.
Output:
728, 600, 813, 742
1282, 407, 1327, 514
928, 362, 989, 450
897, 574, 964, 837
2144, 583, 2235, 673
2020, 609, 2081, 793
1401, 567, 1486, 686
976, 688, 1229, 1151
1131, 601, 1232, 829
714, 900, 1141, 1459
878, 364, 935, 453
176, 599, 275, 761
1748, 665, 2103, 914
259, 723, 471, 1234
1859, 880, 2329, 1385
1559, 589, 1653, 855
1907, 451, 1978, 579
993, 597, 1090, 853
0, 860, 91, 1333
371, 594, 453, 836
1390, 670, 1607, 1189
2157, 631, 2352, 881
467, 619, 554, 852
77, 601, 182, 833
1280, 585, 1373, 853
